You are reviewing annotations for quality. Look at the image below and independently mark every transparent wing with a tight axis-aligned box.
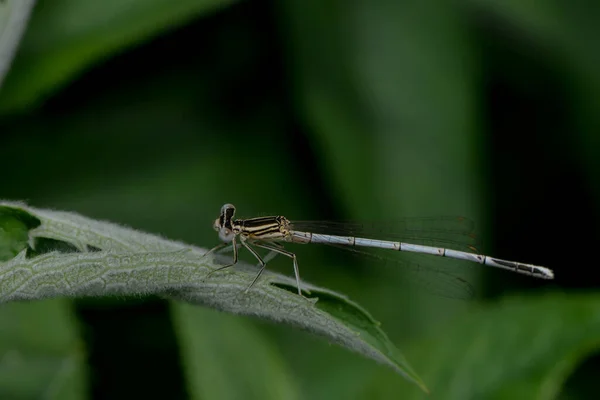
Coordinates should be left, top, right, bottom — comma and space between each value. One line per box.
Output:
243, 238, 477, 299
321, 242, 477, 299
290, 217, 479, 253
286, 217, 482, 299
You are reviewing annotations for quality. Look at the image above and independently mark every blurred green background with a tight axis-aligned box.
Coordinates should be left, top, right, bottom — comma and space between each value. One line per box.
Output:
1, 0, 599, 399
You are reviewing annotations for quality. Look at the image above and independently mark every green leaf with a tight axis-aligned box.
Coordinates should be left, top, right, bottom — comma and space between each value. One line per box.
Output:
465, 0, 600, 210
172, 304, 300, 400
0, 200, 428, 391
283, 0, 480, 217
367, 294, 600, 399
0, 0, 237, 114
0, 299, 86, 400
0, 0, 36, 88
0, 203, 40, 261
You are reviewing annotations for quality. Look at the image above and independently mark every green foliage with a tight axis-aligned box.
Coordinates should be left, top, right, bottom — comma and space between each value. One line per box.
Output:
0, 0, 235, 114
376, 294, 600, 399
172, 304, 300, 400
0, 300, 85, 400
1, 0, 598, 399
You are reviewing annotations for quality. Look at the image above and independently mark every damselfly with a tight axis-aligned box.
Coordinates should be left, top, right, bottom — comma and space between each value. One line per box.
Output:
205, 204, 554, 296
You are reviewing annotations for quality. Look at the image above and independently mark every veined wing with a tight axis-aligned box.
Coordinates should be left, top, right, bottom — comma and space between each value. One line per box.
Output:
290, 217, 479, 254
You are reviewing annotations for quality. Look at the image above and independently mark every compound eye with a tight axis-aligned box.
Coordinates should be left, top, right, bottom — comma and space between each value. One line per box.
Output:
213, 218, 221, 231
218, 227, 235, 243
221, 203, 234, 213
220, 204, 236, 221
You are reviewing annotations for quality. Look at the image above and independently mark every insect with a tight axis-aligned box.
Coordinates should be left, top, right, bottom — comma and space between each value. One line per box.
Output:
205, 204, 554, 296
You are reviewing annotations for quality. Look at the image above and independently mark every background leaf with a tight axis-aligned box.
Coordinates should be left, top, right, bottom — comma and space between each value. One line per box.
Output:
0, 0, 36, 87
172, 304, 300, 400
0, 300, 85, 400
0, 0, 236, 114
0, 0, 598, 398
370, 294, 600, 400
